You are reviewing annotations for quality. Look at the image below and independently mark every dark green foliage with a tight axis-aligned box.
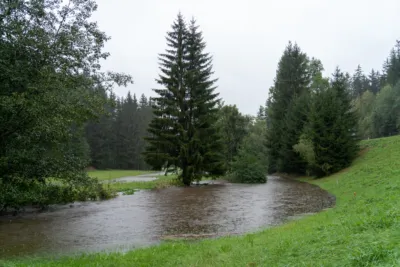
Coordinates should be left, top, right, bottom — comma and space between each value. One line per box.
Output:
277, 90, 310, 173
85, 92, 154, 170
216, 104, 252, 171
383, 40, 400, 86
266, 42, 311, 173
144, 14, 187, 174
0, 178, 115, 213
298, 68, 359, 177
352, 40, 400, 140
371, 83, 400, 137
0, 0, 131, 209
144, 14, 224, 185
230, 120, 268, 183
116, 92, 139, 169
265, 42, 364, 177
352, 65, 368, 98
368, 69, 381, 94
257, 106, 265, 120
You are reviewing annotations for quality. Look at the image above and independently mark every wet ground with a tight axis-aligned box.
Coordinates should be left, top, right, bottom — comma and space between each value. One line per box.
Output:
108, 172, 161, 183
0, 176, 335, 259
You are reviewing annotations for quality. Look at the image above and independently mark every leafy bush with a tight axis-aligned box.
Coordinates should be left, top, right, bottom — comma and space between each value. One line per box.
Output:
230, 157, 267, 183
229, 120, 268, 183
0, 177, 115, 213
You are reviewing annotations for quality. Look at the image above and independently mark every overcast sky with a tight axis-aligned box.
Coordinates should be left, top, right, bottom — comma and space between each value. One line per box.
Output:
92, 0, 399, 115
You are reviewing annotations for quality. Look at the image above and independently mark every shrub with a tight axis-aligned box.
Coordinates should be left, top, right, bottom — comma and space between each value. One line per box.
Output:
229, 120, 268, 183
0, 177, 115, 213
230, 157, 267, 183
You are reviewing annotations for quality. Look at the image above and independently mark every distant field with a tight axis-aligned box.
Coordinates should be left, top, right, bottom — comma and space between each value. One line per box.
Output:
88, 170, 156, 181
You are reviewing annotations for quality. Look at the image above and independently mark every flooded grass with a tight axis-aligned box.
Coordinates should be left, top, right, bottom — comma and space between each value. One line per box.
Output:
3, 136, 400, 266
88, 170, 179, 195
105, 174, 181, 194
88, 170, 155, 181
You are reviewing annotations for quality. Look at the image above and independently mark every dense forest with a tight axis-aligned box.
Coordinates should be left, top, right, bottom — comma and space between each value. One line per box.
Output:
1, 0, 400, 210
261, 40, 400, 177
86, 92, 153, 170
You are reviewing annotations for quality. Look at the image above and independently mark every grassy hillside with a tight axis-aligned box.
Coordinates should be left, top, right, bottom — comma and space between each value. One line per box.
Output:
4, 136, 400, 266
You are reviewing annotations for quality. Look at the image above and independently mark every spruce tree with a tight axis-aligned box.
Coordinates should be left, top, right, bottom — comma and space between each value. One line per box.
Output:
137, 94, 153, 170
144, 14, 187, 174
385, 41, 400, 86
144, 15, 224, 185
368, 69, 381, 94
352, 65, 367, 99
304, 68, 359, 176
266, 42, 311, 173
257, 106, 265, 120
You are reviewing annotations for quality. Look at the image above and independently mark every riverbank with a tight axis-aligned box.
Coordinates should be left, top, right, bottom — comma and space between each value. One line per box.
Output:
3, 136, 400, 266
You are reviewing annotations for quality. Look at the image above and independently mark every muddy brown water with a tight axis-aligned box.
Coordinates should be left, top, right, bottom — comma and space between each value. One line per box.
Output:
0, 176, 335, 259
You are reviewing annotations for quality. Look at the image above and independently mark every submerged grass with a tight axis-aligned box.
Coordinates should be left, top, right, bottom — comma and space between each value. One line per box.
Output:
4, 136, 400, 266
104, 174, 181, 194
87, 170, 155, 181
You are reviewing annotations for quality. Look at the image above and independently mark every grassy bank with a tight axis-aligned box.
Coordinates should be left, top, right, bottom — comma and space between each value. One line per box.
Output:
4, 136, 400, 266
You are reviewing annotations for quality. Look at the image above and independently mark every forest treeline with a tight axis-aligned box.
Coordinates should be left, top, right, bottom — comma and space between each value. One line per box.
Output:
93, 38, 400, 180
259, 40, 400, 177
86, 92, 153, 170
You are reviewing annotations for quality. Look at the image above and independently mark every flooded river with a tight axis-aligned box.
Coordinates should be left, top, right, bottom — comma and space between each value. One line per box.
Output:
0, 176, 334, 259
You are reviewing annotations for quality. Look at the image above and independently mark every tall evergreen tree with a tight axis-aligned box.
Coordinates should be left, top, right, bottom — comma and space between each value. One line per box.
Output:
352, 65, 367, 98
257, 106, 265, 120
368, 69, 381, 94
144, 14, 187, 174
299, 68, 359, 177
384, 41, 400, 86
137, 94, 153, 170
266, 42, 311, 173
144, 14, 224, 185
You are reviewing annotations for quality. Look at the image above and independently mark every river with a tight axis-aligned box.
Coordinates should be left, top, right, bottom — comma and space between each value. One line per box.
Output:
0, 176, 334, 259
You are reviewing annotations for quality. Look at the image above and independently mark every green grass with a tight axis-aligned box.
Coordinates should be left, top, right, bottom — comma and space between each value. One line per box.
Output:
88, 170, 155, 181
4, 136, 400, 266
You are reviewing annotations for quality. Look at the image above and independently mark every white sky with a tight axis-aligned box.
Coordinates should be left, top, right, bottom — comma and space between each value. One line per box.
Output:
92, 0, 400, 115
